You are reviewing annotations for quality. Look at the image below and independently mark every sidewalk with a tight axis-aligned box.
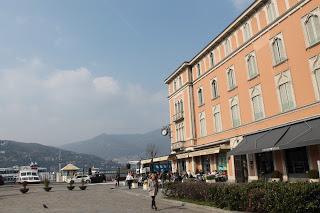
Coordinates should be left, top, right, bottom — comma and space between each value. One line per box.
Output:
119, 186, 237, 213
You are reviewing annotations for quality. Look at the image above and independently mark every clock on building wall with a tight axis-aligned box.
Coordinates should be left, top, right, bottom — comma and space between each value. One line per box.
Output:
161, 126, 170, 136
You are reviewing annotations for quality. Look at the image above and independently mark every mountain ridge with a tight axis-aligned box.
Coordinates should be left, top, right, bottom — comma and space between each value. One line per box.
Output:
61, 129, 171, 163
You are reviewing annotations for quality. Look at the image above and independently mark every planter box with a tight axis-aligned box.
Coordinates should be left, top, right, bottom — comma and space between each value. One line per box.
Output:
143, 183, 148, 190
131, 183, 138, 189
206, 179, 216, 183
309, 179, 319, 183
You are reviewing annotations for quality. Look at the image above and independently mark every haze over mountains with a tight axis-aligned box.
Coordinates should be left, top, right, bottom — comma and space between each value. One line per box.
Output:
0, 140, 107, 170
61, 129, 170, 163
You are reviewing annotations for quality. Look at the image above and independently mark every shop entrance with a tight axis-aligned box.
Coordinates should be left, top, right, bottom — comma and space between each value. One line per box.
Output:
234, 155, 248, 183
256, 152, 274, 179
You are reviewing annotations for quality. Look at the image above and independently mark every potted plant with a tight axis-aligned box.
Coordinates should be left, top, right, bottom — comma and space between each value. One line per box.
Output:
271, 170, 282, 182
67, 180, 75, 190
205, 175, 216, 183
43, 178, 52, 192
20, 181, 29, 194
79, 178, 87, 190
307, 170, 319, 183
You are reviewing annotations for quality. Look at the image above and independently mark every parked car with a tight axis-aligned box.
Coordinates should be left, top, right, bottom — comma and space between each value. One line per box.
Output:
90, 173, 106, 183
68, 175, 91, 184
0, 175, 4, 185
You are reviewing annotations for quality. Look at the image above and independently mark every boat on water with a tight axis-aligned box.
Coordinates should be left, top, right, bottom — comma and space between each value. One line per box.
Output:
0, 167, 19, 183
16, 162, 41, 184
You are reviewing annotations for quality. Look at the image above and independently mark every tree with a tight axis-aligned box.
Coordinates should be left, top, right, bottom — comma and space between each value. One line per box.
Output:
145, 144, 159, 173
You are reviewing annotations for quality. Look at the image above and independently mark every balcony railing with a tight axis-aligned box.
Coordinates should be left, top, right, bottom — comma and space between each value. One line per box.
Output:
171, 140, 185, 151
173, 111, 184, 123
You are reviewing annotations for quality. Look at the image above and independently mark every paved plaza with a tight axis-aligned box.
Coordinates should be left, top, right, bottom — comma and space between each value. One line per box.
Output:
0, 183, 227, 213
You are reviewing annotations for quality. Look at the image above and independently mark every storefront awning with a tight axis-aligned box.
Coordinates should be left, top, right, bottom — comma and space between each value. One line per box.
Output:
228, 118, 320, 156
176, 147, 221, 159
276, 118, 320, 150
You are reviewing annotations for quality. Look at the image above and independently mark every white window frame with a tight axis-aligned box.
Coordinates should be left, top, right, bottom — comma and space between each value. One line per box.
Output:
175, 122, 185, 142
229, 96, 241, 128
212, 105, 223, 133
242, 21, 252, 42
198, 87, 204, 106
249, 85, 265, 121
245, 51, 259, 79
301, 8, 320, 48
309, 55, 320, 100
226, 66, 237, 90
178, 76, 183, 88
209, 51, 215, 67
211, 78, 219, 99
265, 0, 279, 24
274, 70, 296, 112
270, 33, 287, 66
199, 112, 207, 137
224, 38, 232, 56
197, 63, 201, 77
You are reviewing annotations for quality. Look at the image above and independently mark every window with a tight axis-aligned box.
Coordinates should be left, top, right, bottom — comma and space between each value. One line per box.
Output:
178, 76, 182, 88
224, 38, 232, 56
199, 112, 207, 137
243, 22, 251, 42
213, 105, 222, 133
271, 34, 287, 65
285, 147, 309, 174
250, 85, 265, 121
303, 11, 320, 46
275, 71, 295, 112
309, 55, 320, 100
230, 96, 241, 128
198, 88, 204, 106
175, 100, 184, 114
173, 80, 177, 91
175, 122, 185, 142
210, 51, 215, 67
246, 52, 259, 79
197, 63, 201, 77
211, 79, 219, 99
227, 67, 237, 90
266, 0, 278, 23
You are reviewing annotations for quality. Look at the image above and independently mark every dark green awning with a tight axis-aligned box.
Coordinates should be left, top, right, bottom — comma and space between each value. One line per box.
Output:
228, 118, 320, 156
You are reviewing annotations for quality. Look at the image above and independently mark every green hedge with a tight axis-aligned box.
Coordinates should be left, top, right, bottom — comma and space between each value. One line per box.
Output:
162, 181, 320, 212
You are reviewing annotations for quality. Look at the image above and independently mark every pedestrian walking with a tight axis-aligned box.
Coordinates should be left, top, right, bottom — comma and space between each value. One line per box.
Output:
115, 173, 120, 187
126, 172, 133, 189
148, 174, 159, 211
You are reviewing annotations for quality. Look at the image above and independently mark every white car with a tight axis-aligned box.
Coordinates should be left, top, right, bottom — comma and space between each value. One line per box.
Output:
68, 175, 91, 184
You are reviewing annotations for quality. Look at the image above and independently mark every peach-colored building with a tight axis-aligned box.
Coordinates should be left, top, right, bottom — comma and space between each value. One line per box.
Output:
165, 0, 320, 182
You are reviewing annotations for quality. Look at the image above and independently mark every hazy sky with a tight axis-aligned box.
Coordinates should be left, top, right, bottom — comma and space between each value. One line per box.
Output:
0, 0, 252, 145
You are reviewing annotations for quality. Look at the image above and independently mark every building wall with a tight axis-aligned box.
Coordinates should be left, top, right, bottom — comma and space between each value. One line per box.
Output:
166, 0, 320, 177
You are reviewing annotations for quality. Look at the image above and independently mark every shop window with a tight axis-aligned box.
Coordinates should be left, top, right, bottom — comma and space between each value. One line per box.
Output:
256, 152, 274, 177
285, 147, 309, 174
201, 156, 211, 173
217, 153, 227, 171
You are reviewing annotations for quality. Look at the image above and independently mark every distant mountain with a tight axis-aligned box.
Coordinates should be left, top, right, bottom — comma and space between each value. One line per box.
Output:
61, 129, 171, 163
0, 140, 108, 171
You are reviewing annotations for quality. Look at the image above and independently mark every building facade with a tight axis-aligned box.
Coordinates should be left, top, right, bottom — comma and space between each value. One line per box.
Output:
165, 0, 320, 182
